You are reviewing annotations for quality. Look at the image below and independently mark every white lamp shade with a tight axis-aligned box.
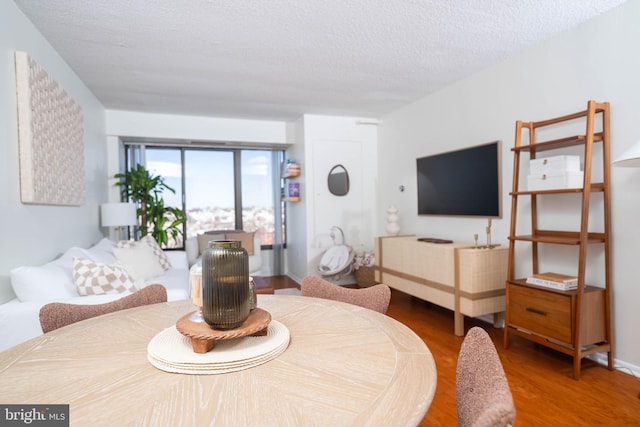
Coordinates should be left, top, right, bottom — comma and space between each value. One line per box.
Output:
613, 141, 640, 167
100, 202, 137, 227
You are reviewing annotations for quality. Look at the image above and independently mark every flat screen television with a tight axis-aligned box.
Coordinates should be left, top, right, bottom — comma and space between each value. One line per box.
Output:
416, 141, 501, 217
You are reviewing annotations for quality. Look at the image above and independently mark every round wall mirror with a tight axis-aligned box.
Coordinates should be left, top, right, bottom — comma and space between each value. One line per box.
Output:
328, 164, 349, 196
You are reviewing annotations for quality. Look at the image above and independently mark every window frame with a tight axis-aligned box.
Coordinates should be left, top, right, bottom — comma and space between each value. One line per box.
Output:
122, 142, 285, 250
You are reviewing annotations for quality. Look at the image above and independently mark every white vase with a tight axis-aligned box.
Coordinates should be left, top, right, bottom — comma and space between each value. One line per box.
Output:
386, 206, 400, 236
386, 222, 400, 236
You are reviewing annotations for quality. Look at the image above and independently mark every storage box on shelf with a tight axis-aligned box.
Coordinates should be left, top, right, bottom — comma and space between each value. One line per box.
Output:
527, 154, 583, 191
529, 155, 580, 174
527, 170, 584, 191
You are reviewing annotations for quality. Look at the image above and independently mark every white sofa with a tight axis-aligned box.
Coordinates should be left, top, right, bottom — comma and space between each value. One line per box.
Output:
0, 238, 190, 352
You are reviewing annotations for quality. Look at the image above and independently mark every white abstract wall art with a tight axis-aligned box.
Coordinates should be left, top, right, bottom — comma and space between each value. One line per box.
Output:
14, 51, 85, 206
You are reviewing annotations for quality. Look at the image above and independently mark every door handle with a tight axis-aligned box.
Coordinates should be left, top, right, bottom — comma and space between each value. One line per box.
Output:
526, 307, 547, 316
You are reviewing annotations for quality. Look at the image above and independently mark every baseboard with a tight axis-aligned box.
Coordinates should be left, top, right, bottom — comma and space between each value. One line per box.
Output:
286, 273, 303, 285
588, 353, 640, 379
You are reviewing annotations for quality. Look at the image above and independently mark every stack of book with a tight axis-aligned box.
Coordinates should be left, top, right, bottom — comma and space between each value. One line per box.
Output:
526, 272, 578, 290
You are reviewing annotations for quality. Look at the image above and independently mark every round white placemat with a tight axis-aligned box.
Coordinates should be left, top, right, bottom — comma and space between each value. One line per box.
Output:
148, 320, 290, 374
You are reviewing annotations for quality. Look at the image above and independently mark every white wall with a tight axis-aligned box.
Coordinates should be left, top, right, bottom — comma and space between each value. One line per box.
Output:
0, 1, 107, 303
283, 116, 308, 282
105, 110, 288, 144
379, 1, 640, 372
286, 115, 378, 283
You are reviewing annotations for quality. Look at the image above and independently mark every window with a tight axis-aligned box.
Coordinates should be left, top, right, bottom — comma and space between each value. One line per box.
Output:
183, 150, 235, 237
241, 150, 279, 245
144, 148, 183, 246
124, 143, 284, 250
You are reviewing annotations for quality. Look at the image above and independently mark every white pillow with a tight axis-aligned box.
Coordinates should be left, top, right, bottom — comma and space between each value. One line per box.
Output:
10, 246, 92, 302
86, 238, 117, 264
73, 258, 140, 296
11, 263, 79, 302
117, 235, 171, 271
113, 242, 165, 280
50, 246, 93, 270
141, 235, 172, 270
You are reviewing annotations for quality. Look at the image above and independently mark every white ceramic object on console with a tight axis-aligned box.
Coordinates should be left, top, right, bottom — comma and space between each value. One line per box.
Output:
386, 206, 400, 236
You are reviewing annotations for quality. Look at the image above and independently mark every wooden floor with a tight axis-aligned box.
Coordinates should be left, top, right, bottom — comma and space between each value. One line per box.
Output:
263, 276, 640, 426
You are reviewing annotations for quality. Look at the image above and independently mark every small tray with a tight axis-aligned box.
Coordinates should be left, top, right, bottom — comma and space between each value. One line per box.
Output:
176, 308, 271, 354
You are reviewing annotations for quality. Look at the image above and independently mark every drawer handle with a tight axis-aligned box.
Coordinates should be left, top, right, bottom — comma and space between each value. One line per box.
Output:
526, 307, 547, 316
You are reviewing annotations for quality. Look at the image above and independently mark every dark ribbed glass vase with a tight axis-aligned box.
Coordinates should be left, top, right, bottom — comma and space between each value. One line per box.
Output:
201, 240, 250, 330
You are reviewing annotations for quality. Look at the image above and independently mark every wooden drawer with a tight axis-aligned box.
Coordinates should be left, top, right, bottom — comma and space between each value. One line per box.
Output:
508, 283, 572, 343
508, 282, 606, 347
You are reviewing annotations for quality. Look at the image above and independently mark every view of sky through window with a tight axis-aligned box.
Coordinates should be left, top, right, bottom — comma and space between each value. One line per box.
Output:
145, 148, 278, 246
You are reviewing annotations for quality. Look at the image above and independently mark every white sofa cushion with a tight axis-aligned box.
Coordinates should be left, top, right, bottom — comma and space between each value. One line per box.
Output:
86, 238, 117, 264
10, 246, 92, 302
73, 258, 140, 296
163, 250, 188, 271
147, 267, 186, 291
113, 243, 165, 280
11, 263, 78, 302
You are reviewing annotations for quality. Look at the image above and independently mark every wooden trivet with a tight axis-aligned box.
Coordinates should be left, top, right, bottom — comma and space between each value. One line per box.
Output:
176, 308, 271, 354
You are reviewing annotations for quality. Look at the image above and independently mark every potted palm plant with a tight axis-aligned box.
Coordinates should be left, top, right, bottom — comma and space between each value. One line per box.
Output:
114, 164, 186, 247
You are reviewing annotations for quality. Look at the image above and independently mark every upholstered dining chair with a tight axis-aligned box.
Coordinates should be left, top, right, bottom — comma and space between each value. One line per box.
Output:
300, 275, 391, 314
456, 326, 516, 427
39, 284, 168, 333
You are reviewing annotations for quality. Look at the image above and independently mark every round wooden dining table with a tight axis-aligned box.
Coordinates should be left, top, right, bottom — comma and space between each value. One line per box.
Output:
0, 294, 437, 426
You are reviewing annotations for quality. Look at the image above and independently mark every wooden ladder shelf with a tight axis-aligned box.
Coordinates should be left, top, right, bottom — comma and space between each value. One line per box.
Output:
503, 100, 614, 380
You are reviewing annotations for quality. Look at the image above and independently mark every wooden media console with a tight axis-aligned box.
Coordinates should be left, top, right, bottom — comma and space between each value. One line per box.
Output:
375, 235, 508, 336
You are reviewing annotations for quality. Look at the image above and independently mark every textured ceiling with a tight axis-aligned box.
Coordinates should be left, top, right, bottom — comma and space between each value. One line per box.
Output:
14, 0, 627, 121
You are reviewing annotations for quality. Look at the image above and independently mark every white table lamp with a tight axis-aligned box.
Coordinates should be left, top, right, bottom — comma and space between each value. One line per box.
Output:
613, 141, 640, 167
100, 202, 137, 240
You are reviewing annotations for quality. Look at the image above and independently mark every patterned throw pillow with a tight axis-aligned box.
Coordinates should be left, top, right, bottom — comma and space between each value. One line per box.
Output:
72, 258, 140, 296
117, 235, 171, 271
